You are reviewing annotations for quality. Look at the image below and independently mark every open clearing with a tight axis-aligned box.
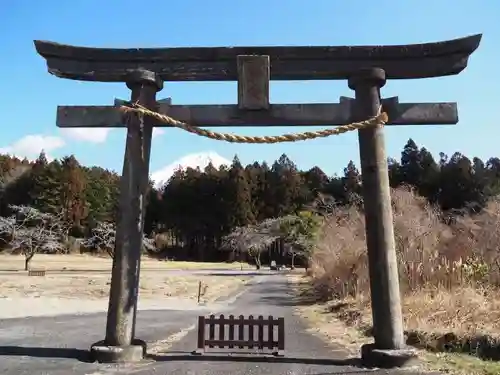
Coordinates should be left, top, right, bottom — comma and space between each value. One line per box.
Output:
0, 254, 250, 271
0, 254, 250, 319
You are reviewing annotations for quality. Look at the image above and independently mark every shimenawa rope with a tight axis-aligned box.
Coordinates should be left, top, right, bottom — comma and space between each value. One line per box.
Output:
119, 102, 388, 144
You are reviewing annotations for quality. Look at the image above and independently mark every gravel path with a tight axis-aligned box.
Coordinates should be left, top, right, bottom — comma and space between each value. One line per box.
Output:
133, 274, 434, 375
0, 272, 436, 375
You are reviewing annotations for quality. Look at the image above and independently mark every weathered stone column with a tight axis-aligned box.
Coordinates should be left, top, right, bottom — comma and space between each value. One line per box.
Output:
91, 69, 163, 363
348, 68, 416, 368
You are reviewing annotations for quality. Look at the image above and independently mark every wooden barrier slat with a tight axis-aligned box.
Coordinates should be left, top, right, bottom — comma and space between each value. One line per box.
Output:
28, 270, 46, 276
204, 317, 280, 326
267, 315, 274, 350
278, 317, 285, 351
205, 339, 280, 347
248, 315, 254, 349
257, 315, 264, 349
208, 314, 215, 348
228, 315, 235, 349
238, 315, 244, 349
195, 314, 285, 356
218, 314, 225, 348
197, 316, 205, 352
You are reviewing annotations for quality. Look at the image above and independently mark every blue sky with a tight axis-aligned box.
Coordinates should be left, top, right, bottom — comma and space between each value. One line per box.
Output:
0, 0, 497, 180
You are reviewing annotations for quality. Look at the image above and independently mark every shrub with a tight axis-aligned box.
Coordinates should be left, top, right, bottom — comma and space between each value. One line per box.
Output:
309, 186, 500, 301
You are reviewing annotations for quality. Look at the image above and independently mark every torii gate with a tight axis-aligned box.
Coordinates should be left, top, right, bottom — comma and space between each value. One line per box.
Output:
34, 34, 481, 367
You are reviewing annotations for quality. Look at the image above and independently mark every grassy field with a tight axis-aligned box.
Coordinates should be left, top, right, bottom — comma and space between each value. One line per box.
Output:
0, 254, 251, 272
0, 254, 250, 305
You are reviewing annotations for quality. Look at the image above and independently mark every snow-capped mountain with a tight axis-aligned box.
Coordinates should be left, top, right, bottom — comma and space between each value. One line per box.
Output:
151, 151, 231, 188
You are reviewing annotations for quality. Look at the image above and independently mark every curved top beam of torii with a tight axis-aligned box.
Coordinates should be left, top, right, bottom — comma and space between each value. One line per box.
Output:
34, 34, 482, 82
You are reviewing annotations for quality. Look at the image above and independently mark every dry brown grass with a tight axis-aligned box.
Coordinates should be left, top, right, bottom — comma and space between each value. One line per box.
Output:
291, 276, 500, 375
0, 272, 248, 302
0, 254, 249, 303
0, 254, 250, 272
295, 186, 500, 374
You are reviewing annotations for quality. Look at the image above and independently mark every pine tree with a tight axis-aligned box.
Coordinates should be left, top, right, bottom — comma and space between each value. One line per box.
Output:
271, 154, 304, 216
342, 160, 361, 205
29, 153, 62, 213
60, 155, 87, 229
227, 155, 255, 228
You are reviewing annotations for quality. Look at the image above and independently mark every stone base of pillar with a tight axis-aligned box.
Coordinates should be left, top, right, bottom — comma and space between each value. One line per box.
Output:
90, 339, 147, 363
361, 343, 418, 369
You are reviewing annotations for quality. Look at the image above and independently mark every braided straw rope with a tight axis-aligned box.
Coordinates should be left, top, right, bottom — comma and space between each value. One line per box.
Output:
119, 102, 388, 144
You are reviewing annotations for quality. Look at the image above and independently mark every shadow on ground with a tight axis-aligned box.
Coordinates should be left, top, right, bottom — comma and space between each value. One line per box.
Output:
148, 350, 364, 367
0, 345, 93, 362
258, 282, 323, 307
0, 345, 368, 369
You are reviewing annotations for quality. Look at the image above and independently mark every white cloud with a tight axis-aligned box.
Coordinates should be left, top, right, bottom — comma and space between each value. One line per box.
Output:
60, 128, 112, 143
0, 135, 66, 161
152, 128, 165, 139
61, 127, 164, 143
151, 151, 231, 188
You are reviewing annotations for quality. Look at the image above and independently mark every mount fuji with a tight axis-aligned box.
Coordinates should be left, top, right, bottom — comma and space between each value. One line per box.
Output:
151, 151, 231, 189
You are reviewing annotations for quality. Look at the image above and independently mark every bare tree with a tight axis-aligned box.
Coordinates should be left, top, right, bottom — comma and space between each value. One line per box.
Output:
305, 192, 337, 218
82, 222, 156, 258
222, 218, 283, 269
82, 222, 116, 257
222, 213, 322, 269
0, 205, 67, 270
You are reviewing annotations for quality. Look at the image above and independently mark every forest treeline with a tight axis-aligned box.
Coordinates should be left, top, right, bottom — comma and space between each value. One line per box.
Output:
0, 138, 499, 261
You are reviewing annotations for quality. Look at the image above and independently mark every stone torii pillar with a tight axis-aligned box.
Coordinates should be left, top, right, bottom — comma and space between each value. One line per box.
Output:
97, 70, 163, 361
339, 88, 461, 365
34, 34, 481, 366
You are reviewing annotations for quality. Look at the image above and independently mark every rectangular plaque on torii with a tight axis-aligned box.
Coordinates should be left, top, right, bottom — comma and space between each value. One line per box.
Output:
34, 33, 481, 367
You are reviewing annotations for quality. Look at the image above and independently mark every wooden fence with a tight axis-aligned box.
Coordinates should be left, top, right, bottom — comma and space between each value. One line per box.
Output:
195, 314, 285, 356
28, 270, 46, 277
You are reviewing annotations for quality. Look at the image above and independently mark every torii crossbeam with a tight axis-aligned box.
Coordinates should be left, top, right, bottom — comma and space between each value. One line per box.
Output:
56, 96, 458, 128
34, 33, 481, 367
